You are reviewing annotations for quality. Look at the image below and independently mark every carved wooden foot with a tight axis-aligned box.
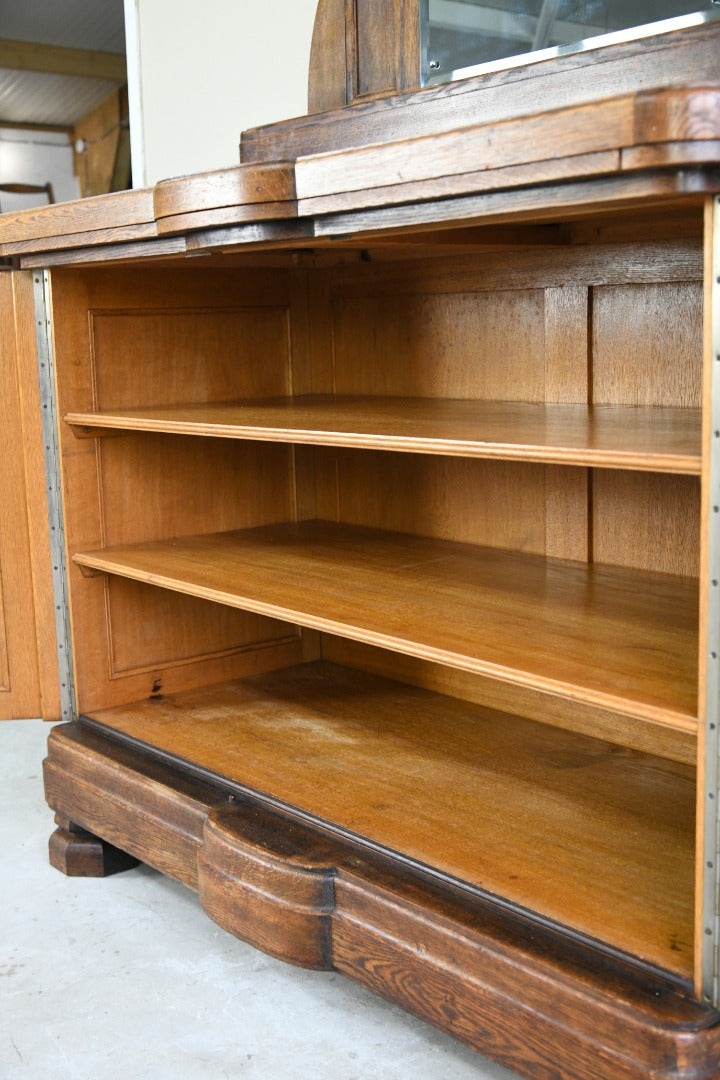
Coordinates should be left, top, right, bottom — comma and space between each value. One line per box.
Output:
49, 814, 140, 877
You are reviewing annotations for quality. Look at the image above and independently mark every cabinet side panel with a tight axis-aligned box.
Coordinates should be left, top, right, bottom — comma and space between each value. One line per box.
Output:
51, 266, 305, 713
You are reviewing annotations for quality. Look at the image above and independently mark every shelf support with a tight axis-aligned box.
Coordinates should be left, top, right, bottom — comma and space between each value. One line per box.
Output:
33, 270, 76, 724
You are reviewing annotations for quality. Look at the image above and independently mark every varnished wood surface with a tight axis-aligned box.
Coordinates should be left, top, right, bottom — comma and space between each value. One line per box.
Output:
295, 93, 634, 201
295, 87, 720, 211
153, 162, 297, 236
44, 721, 720, 1078
72, 519, 699, 729
64, 397, 701, 473
84, 661, 695, 977
154, 163, 296, 219
251, 16, 720, 163
0, 187, 155, 247
0, 272, 41, 718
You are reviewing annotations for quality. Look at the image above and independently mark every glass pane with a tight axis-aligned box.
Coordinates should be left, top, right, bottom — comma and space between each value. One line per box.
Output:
424, 1, 719, 84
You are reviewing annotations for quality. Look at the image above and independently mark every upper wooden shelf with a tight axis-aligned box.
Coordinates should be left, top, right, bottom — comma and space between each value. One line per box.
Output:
64, 397, 701, 474
73, 520, 699, 731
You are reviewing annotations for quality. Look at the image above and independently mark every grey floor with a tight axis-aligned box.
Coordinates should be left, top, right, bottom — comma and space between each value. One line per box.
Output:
1, 719, 519, 1080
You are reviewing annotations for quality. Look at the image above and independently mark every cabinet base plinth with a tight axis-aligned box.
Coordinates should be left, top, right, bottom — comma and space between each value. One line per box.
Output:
43, 719, 720, 1080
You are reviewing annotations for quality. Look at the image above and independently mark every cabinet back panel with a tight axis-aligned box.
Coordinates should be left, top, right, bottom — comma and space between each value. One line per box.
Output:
319, 449, 695, 575
592, 472, 700, 578
92, 308, 292, 410
99, 435, 295, 546
331, 290, 547, 400
328, 449, 550, 554
592, 282, 702, 408
319, 241, 702, 410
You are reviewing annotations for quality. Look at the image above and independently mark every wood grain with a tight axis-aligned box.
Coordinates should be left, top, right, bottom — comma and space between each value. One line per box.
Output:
64, 397, 701, 474
295, 88, 720, 209
44, 720, 720, 1079
321, 636, 696, 764
72, 519, 699, 729
0, 273, 43, 718
294, 94, 638, 202
154, 163, 296, 221
249, 17, 720, 163
199, 809, 336, 969
85, 660, 695, 977
308, 0, 348, 113
10, 271, 61, 720
0, 187, 155, 244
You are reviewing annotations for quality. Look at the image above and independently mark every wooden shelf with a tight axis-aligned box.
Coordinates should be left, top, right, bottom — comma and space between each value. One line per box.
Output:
73, 520, 699, 730
64, 397, 702, 473
85, 661, 695, 978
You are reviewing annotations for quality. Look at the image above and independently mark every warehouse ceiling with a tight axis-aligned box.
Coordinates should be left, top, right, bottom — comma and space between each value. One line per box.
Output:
0, 0, 126, 128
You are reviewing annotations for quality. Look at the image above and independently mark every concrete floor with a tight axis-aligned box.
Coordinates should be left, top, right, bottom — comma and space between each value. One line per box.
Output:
1, 719, 519, 1080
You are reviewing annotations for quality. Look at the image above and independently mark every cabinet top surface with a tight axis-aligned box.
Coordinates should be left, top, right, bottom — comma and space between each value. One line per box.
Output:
1, 23, 719, 263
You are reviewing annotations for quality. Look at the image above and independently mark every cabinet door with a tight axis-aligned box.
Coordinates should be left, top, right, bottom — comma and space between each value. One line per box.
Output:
0, 271, 59, 721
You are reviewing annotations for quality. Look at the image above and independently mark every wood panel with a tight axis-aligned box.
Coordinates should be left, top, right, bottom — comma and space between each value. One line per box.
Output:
353, 0, 397, 98
90, 308, 292, 410
72, 519, 699, 730
105, 579, 295, 676
331, 288, 546, 398
294, 93, 637, 203
0, 272, 58, 719
320, 238, 702, 299
330, 449, 548, 553
97, 435, 297, 676
592, 472, 700, 578
84, 661, 695, 978
0, 187, 155, 247
74, 87, 129, 198
308, 0, 349, 113
0, 273, 40, 716
592, 281, 703, 408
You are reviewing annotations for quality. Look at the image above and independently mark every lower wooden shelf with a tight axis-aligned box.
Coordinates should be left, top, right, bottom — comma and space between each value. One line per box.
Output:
42, 713, 718, 1080
81, 660, 694, 979
73, 519, 699, 731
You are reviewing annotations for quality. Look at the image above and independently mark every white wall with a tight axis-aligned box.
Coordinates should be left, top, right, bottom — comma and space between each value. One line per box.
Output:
0, 129, 80, 212
124, 0, 318, 187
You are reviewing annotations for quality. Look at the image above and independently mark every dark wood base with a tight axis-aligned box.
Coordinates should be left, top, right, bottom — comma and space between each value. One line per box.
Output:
43, 720, 720, 1079
49, 814, 140, 877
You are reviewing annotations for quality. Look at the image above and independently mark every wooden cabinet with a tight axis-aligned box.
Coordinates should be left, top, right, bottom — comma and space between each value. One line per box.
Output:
4, 10, 720, 1078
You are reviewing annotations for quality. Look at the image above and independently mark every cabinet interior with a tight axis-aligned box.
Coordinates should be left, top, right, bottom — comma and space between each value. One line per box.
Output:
51, 208, 705, 982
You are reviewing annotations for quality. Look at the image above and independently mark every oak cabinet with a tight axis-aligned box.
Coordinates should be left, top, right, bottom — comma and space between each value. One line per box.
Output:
3, 10, 720, 1078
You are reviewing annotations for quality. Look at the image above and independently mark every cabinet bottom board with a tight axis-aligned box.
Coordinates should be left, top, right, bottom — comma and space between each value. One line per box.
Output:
80, 659, 694, 978
43, 716, 719, 1080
